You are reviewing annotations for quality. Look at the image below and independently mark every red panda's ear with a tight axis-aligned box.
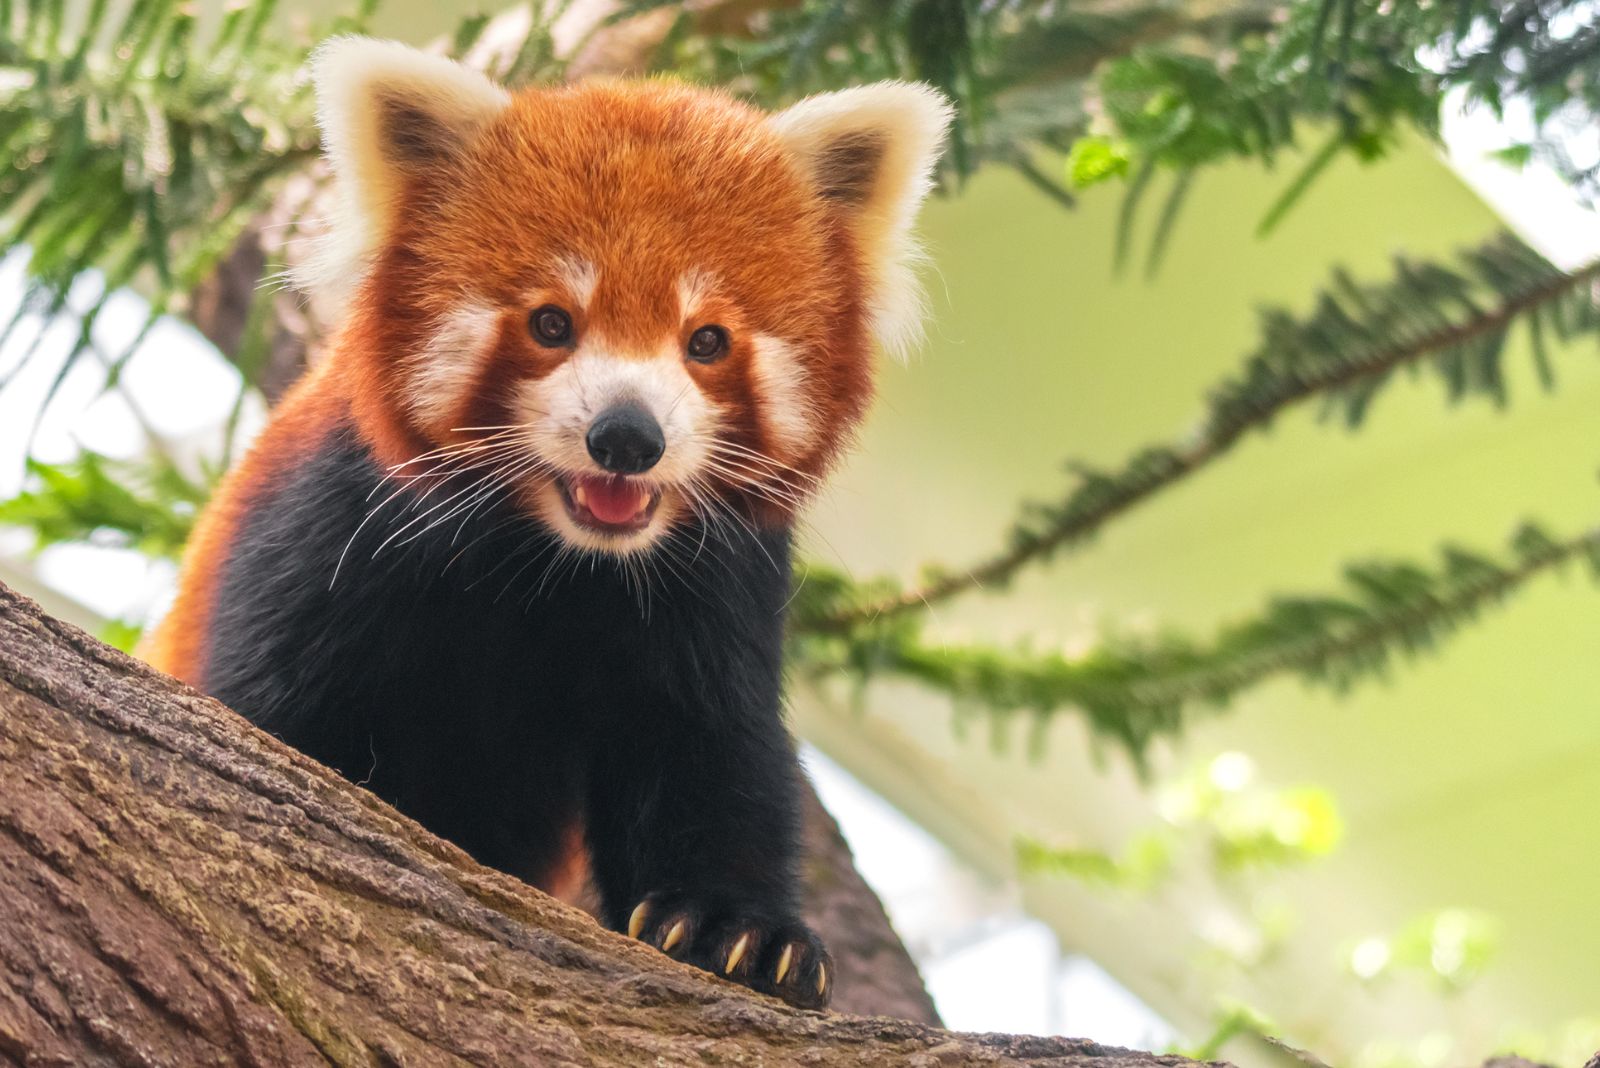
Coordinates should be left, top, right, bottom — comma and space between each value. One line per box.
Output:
296, 37, 508, 311
769, 83, 953, 360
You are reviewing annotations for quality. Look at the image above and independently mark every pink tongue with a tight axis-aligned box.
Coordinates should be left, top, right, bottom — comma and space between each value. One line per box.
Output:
582, 476, 649, 524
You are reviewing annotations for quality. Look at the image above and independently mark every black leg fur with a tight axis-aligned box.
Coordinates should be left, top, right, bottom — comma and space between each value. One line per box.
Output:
202, 426, 830, 1006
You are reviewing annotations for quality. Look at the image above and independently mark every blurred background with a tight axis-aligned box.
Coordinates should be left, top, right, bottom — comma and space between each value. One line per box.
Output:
4, 1, 1600, 1065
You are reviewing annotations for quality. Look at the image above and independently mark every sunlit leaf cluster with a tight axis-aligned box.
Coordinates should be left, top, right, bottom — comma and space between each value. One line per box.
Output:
1082, 1, 1600, 243
0, 0, 564, 425
1014, 754, 1343, 889
1346, 908, 1501, 992
625, 0, 1280, 201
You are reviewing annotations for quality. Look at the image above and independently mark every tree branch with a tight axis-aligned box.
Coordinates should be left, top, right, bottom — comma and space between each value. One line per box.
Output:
798, 521, 1600, 757
0, 579, 1197, 1065
799, 787, 942, 1025
809, 238, 1600, 633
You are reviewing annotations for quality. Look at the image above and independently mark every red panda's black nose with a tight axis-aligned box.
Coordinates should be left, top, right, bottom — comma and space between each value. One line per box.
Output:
586, 404, 665, 475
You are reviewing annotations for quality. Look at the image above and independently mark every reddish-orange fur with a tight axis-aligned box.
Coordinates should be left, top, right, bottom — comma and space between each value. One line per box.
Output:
362, 82, 874, 492
148, 80, 876, 686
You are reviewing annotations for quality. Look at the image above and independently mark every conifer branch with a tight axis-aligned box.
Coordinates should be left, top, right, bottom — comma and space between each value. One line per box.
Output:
1080, 1, 1600, 259
807, 236, 1600, 632
0, 0, 329, 407
625, 0, 1282, 182
793, 521, 1600, 757
0, 0, 562, 413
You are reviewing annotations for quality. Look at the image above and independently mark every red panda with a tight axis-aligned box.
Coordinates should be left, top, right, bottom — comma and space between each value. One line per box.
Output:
144, 37, 949, 1010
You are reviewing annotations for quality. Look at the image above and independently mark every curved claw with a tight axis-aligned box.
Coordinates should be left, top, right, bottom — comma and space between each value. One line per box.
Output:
774, 943, 794, 985
628, 901, 649, 940
725, 932, 751, 975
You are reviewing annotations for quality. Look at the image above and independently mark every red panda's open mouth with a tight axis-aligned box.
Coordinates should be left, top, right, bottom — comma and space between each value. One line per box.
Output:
555, 473, 662, 534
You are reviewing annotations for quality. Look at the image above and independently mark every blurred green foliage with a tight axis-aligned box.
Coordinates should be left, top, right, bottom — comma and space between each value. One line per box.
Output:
802, 233, 1600, 633
1021, 753, 1531, 1065
1016, 831, 1173, 890
1017, 753, 1343, 891
0, 0, 331, 420
97, 617, 147, 652
1346, 908, 1502, 992
0, 451, 210, 559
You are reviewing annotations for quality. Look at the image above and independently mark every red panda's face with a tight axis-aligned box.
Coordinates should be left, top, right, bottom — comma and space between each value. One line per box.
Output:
306, 42, 949, 556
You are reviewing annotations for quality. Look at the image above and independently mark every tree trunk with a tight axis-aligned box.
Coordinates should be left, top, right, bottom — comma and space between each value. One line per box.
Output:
798, 786, 941, 1025
187, 220, 317, 406
0, 581, 1199, 1066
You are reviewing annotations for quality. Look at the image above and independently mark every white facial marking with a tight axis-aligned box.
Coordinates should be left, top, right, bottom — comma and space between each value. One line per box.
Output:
519, 350, 715, 480
676, 268, 718, 319
515, 348, 719, 554
406, 302, 499, 424
558, 257, 599, 307
749, 336, 819, 455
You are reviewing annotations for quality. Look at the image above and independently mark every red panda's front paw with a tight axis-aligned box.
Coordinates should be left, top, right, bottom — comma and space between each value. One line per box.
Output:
625, 893, 833, 1010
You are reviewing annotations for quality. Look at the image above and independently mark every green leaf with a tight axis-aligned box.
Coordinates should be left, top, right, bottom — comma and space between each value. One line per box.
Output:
99, 618, 145, 651
1065, 134, 1131, 188
0, 451, 213, 559
1489, 143, 1534, 169
1257, 130, 1343, 238
1016, 832, 1171, 890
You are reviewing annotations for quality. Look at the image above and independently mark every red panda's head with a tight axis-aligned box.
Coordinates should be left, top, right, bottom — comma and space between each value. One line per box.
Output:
301, 38, 949, 555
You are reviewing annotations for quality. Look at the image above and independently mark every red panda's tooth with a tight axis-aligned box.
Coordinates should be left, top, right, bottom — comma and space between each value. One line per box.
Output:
574, 482, 589, 509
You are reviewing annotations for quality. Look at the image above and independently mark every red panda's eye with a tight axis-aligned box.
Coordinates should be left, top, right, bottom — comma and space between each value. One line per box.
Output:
530, 306, 574, 347
687, 325, 729, 363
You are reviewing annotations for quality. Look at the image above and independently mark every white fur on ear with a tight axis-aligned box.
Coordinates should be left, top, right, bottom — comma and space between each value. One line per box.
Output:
768, 82, 952, 360
294, 37, 509, 309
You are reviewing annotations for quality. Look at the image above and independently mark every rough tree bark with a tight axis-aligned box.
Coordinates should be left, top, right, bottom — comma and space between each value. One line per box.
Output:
0, 581, 1194, 1065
